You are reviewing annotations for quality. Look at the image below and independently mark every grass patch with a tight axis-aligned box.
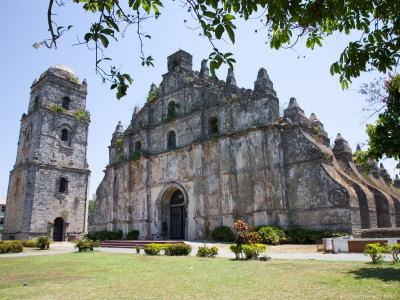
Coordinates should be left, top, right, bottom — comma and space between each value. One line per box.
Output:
0, 252, 399, 299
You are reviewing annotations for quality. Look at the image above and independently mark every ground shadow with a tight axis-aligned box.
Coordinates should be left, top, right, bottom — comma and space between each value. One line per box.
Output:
348, 266, 400, 282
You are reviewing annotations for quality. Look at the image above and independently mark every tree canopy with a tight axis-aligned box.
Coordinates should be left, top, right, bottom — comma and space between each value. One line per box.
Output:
356, 74, 400, 170
38, 0, 400, 99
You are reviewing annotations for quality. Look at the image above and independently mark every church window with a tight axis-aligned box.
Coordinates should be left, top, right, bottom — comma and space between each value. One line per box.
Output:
59, 177, 68, 193
62, 97, 70, 110
209, 116, 219, 136
166, 101, 178, 122
33, 97, 39, 110
168, 131, 176, 149
61, 129, 69, 142
25, 125, 32, 143
135, 141, 142, 151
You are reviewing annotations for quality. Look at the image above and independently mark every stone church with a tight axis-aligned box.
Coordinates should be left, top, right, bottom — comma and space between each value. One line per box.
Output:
3, 65, 90, 241
89, 50, 400, 240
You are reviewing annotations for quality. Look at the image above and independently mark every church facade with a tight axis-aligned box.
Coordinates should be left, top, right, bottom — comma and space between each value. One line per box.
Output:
89, 50, 400, 240
3, 65, 90, 241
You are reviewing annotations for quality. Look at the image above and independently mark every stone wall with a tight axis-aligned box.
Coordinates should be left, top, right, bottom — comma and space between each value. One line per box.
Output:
90, 50, 400, 240
3, 65, 90, 241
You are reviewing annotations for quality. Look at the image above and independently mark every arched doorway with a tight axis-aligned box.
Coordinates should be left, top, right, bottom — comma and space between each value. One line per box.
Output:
53, 217, 64, 241
157, 183, 188, 240
170, 189, 185, 239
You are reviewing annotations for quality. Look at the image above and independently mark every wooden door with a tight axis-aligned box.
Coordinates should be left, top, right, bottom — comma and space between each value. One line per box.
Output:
170, 206, 184, 239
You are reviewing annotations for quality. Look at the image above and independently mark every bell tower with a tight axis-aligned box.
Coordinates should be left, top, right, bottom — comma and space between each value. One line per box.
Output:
3, 65, 90, 241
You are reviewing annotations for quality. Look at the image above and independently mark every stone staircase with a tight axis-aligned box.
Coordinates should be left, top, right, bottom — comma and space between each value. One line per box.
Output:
100, 240, 185, 249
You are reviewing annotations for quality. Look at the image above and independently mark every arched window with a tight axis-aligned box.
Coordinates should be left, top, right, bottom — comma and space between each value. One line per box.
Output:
62, 97, 70, 110
168, 131, 176, 149
61, 129, 69, 142
59, 177, 68, 193
135, 141, 142, 151
209, 116, 219, 136
33, 97, 39, 110
25, 124, 32, 143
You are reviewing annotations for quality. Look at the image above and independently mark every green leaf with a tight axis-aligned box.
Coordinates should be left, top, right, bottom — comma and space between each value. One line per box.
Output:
215, 24, 224, 39
225, 25, 235, 44
99, 35, 109, 48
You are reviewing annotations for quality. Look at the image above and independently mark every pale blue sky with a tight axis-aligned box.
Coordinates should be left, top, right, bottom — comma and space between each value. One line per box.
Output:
0, 1, 396, 199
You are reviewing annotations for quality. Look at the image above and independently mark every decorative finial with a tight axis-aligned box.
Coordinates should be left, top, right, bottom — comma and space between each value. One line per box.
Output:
226, 68, 237, 86
199, 59, 209, 78
257, 68, 269, 80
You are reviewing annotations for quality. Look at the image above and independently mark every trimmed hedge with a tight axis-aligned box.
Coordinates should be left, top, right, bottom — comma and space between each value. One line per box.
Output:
0, 241, 24, 254
211, 226, 235, 242
254, 226, 347, 245
144, 243, 192, 256
86, 230, 123, 241
164, 244, 192, 256
144, 243, 166, 255
126, 230, 140, 240
23, 240, 38, 248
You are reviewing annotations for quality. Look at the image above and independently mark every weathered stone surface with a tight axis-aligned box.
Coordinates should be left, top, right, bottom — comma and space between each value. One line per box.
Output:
3, 65, 90, 241
88, 50, 400, 240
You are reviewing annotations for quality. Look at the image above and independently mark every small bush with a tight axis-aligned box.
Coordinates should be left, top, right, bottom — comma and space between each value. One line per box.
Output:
196, 244, 218, 258
86, 230, 123, 241
136, 245, 141, 254
36, 236, 51, 250
229, 244, 243, 259
23, 240, 38, 248
0, 241, 24, 254
144, 243, 167, 255
126, 230, 140, 240
385, 243, 400, 263
233, 220, 259, 245
164, 244, 192, 256
75, 109, 89, 122
49, 104, 66, 113
211, 226, 234, 242
364, 243, 387, 263
242, 244, 266, 259
74, 238, 100, 252
257, 226, 287, 245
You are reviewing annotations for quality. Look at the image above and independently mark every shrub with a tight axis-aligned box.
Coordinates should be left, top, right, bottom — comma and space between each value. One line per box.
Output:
164, 244, 192, 256
49, 104, 66, 113
126, 230, 140, 240
233, 220, 259, 245
144, 243, 167, 255
74, 238, 100, 252
36, 236, 51, 250
86, 230, 123, 241
364, 243, 387, 263
211, 226, 234, 242
229, 244, 243, 259
136, 245, 141, 254
284, 228, 348, 244
75, 109, 89, 122
196, 244, 218, 258
257, 226, 286, 245
385, 243, 400, 263
23, 240, 38, 248
285, 228, 309, 244
0, 241, 24, 254
242, 244, 267, 259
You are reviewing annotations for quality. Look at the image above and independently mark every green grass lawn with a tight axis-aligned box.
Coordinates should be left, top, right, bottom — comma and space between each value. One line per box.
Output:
0, 252, 399, 299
